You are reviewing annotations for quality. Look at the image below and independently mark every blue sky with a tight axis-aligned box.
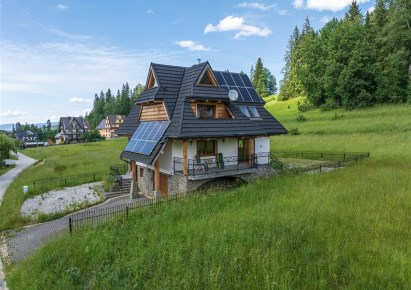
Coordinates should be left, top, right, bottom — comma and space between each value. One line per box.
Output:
0, 0, 375, 125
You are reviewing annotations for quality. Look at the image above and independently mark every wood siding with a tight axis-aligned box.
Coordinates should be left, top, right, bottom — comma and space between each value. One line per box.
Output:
216, 104, 232, 119
139, 103, 168, 121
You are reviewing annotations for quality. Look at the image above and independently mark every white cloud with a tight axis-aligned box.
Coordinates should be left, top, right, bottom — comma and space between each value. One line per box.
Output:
147, 10, 154, 14
238, 2, 277, 10
176, 40, 211, 51
204, 16, 272, 39
278, 9, 288, 15
0, 111, 27, 117
367, 6, 375, 13
55, 4, 68, 10
294, 0, 370, 12
44, 27, 90, 41
69, 97, 92, 104
293, 0, 304, 9
320, 16, 331, 23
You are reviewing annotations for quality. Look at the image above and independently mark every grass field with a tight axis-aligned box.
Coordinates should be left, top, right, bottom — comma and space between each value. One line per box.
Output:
0, 138, 127, 230
5, 101, 411, 289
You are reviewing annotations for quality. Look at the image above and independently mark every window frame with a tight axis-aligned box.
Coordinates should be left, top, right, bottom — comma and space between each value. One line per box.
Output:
197, 140, 216, 157
197, 104, 216, 119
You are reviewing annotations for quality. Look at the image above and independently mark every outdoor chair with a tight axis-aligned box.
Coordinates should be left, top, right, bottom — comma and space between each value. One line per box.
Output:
217, 153, 225, 169
194, 155, 208, 172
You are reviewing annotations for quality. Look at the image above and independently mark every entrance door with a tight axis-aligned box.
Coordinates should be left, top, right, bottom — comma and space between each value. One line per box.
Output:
238, 139, 249, 162
160, 173, 168, 198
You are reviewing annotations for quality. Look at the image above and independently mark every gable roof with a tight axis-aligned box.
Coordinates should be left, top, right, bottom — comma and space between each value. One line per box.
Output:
118, 61, 287, 165
96, 119, 106, 130
59, 116, 88, 132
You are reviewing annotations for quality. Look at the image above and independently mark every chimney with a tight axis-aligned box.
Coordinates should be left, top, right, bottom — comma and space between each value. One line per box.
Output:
197, 58, 201, 64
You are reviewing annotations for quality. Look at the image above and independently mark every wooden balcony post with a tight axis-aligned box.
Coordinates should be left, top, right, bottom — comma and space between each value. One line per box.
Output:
183, 140, 188, 176
131, 160, 137, 182
249, 138, 254, 166
154, 158, 160, 194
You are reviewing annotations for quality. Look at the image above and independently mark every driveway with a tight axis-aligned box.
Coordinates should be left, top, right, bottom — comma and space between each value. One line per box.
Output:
0, 152, 36, 290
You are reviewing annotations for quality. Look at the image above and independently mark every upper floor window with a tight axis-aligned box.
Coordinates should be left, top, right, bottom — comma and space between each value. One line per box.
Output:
198, 104, 216, 119
197, 68, 217, 87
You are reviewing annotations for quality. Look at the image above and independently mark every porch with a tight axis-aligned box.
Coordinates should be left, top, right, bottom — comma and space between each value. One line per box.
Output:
173, 152, 273, 180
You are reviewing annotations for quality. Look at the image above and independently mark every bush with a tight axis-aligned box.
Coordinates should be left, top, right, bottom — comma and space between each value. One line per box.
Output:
103, 175, 116, 192
288, 128, 300, 135
296, 115, 306, 122
297, 101, 314, 112
0, 133, 17, 163
319, 98, 340, 111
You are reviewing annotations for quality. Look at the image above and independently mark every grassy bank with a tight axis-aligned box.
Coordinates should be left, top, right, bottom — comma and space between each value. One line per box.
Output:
0, 138, 127, 230
6, 102, 411, 289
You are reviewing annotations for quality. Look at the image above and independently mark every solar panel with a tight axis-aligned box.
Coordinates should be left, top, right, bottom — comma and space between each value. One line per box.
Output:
124, 121, 170, 155
214, 71, 262, 103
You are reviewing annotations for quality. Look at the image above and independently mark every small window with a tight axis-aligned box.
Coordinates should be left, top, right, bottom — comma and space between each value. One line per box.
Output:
239, 106, 251, 117
197, 104, 216, 119
198, 69, 217, 86
140, 168, 144, 177
249, 106, 260, 117
197, 140, 216, 156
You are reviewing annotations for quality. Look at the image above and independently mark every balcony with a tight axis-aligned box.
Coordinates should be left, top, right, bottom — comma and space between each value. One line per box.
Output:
173, 153, 273, 180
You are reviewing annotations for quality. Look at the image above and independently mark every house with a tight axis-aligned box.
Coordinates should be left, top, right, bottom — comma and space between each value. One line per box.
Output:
116, 62, 287, 198
15, 130, 38, 143
96, 115, 126, 139
55, 116, 90, 143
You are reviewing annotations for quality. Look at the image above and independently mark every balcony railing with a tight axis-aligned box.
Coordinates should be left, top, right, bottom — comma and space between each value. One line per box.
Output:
173, 152, 273, 178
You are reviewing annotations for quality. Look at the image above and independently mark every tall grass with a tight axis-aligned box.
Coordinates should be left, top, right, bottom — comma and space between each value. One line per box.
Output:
0, 138, 127, 230
5, 101, 411, 289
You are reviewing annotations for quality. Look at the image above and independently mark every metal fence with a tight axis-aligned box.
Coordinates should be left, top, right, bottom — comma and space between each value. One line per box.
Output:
272, 150, 370, 161
32, 171, 107, 190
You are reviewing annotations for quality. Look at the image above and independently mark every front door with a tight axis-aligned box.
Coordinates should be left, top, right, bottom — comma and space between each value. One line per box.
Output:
238, 139, 249, 162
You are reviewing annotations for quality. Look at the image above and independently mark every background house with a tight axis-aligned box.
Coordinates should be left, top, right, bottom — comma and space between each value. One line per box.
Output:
15, 130, 38, 143
96, 115, 125, 139
55, 116, 90, 143
117, 62, 287, 198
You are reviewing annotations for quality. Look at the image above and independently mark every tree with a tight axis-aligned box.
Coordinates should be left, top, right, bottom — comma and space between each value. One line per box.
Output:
46, 119, 51, 131
264, 68, 277, 95
0, 133, 17, 164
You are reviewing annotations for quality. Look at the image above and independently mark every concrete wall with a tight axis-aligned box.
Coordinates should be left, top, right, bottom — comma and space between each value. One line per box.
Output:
159, 142, 173, 175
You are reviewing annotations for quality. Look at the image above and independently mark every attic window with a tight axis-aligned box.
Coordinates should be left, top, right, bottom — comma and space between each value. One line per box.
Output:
146, 68, 158, 89
239, 106, 260, 118
248, 106, 260, 117
239, 106, 251, 117
198, 69, 217, 87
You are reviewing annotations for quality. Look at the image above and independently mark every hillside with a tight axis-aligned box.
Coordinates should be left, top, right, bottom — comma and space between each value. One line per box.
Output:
6, 102, 411, 289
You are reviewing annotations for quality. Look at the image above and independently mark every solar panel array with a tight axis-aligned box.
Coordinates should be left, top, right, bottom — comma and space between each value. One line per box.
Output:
214, 71, 262, 103
124, 121, 170, 155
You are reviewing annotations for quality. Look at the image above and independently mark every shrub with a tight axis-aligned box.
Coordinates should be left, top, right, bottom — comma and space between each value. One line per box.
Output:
288, 128, 300, 135
296, 115, 306, 122
103, 175, 116, 192
319, 98, 340, 111
297, 101, 315, 112
0, 133, 17, 163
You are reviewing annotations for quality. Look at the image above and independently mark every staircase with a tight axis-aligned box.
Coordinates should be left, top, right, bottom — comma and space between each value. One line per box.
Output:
105, 177, 132, 198
269, 153, 284, 171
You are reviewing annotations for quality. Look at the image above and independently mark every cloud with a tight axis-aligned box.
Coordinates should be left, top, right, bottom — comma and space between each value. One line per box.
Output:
147, 10, 154, 15
55, 4, 68, 10
69, 97, 92, 104
44, 27, 90, 41
176, 40, 211, 51
204, 16, 272, 39
238, 2, 288, 15
294, 0, 370, 12
238, 2, 277, 10
0, 111, 27, 117
320, 16, 331, 23
293, 0, 304, 9
367, 6, 375, 13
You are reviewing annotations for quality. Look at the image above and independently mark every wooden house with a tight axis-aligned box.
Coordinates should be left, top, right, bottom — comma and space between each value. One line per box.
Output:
117, 62, 287, 198
96, 115, 126, 139
55, 116, 90, 143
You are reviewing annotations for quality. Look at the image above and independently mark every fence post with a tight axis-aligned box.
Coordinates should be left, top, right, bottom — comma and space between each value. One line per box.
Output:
126, 206, 129, 218
94, 173, 96, 182
33, 181, 36, 188
69, 217, 72, 235
65, 178, 67, 185
344, 153, 346, 160
319, 165, 322, 173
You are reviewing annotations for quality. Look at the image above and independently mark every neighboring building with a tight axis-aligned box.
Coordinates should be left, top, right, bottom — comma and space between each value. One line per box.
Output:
117, 62, 287, 198
55, 116, 90, 143
96, 115, 126, 139
15, 130, 38, 142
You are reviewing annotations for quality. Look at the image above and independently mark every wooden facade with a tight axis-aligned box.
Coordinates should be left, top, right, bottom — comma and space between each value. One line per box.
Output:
139, 103, 168, 121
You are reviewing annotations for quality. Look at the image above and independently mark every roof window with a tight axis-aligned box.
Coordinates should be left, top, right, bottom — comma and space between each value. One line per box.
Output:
239, 106, 260, 118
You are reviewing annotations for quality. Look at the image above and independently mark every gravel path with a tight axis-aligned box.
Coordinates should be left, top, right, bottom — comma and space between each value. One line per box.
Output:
0, 152, 36, 290
21, 182, 103, 218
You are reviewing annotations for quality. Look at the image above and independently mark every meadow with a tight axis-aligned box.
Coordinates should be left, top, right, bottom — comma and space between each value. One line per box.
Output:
0, 138, 127, 230
5, 101, 411, 289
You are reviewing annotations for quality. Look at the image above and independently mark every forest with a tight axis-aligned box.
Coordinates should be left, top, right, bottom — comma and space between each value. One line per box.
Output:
280, 0, 411, 109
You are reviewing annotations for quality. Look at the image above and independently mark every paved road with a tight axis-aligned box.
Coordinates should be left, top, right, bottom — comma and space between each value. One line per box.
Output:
0, 152, 36, 290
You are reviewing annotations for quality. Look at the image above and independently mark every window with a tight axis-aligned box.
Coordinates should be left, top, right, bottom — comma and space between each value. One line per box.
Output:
198, 69, 217, 86
197, 140, 216, 156
197, 104, 216, 119
248, 106, 260, 117
239, 106, 251, 117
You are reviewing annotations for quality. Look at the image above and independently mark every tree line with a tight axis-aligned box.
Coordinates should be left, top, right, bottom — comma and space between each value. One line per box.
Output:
279, 0, 411, 109
11, 120, 58, 142
86, 83, 144, 128
250, 58, 278, 98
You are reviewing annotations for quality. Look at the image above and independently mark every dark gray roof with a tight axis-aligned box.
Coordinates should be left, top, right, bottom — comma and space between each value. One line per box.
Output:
96, 119, 106, 130
119, 61, 287, 165
59, 116, 88, 132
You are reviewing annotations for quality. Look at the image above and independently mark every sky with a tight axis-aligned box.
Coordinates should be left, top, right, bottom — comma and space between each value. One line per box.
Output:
0, 0, 376, 125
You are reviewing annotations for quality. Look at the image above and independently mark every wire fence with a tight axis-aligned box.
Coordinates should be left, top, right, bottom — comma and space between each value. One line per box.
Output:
32, 171, 108, 191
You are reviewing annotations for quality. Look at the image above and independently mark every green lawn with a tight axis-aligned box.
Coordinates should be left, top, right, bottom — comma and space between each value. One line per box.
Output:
0, 138, 127, 230
5, 102, 411, 289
